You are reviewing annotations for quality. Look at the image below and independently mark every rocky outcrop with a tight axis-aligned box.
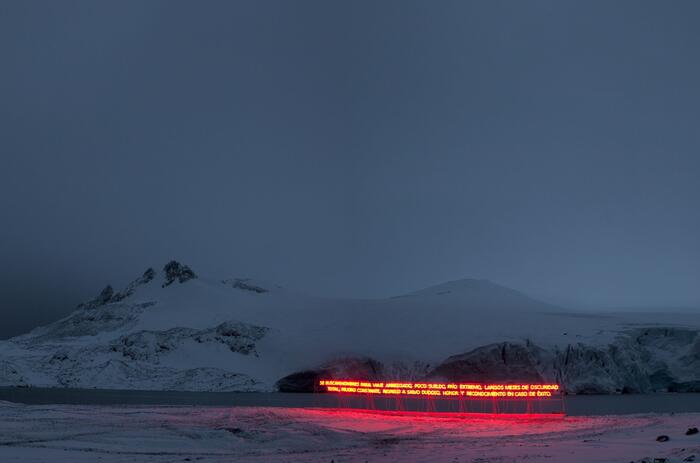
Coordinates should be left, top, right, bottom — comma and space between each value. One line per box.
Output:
77, 285, 115, 310
210, 321, 269, 352
428, 342, 547, 383
2, 263, 698, 394
21, 301, 156, 343
111, 268, 156, 302
110, 321, 269, 362
276, 357, 383, 392
279, 328, 700, 394
162, 261, 197, 287
3, 319, 269, 391
276, 357, 432, 392
77, 268, 156, 310
51, 359, 260, 392
77, 263, 194, 308
223, 278, 269, 294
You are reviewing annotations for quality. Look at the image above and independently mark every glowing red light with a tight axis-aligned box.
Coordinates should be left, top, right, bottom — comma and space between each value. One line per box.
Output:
319, 380, 561, 399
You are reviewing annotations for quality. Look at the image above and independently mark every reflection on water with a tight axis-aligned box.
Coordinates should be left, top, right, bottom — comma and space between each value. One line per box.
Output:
0, 387, 698, 416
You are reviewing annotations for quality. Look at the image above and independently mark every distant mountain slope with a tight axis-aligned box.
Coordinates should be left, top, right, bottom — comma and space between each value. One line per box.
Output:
1, 261, 699, 393
397, 278, 557, 310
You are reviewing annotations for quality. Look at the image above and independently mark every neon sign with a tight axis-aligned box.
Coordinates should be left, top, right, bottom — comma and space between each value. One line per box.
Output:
319, 380, 561, 398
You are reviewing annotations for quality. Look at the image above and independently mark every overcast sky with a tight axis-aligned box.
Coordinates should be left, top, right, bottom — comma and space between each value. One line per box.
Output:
1, 0, 699, 339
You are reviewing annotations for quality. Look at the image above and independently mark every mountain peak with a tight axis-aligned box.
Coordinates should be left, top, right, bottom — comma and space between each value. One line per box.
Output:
77, 267, 158, 310
162, 261, 197, 287
397, 278, 554, 310
401, 278, 505, 296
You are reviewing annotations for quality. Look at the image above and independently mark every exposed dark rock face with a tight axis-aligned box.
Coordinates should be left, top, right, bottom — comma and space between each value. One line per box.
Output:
276, 370, 329, 393
9, 318, 268, 391
223, 278, 268, 294
276, 357, 383, 392
278, 327, 700, 395
203, 321, 268, 355
109, 321, 268, 362
428, 342, 546, 383
78, 285, 115, 310
77, 268, 157, 309
26, 302, 156, 342
49, 359, 260, 392
111, 268, 156, 302
213, 321, 268, 345
163, 261, 197, 287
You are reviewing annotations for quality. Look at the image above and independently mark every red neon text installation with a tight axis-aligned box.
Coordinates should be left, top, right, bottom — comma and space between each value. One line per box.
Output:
319, 380, 561, 398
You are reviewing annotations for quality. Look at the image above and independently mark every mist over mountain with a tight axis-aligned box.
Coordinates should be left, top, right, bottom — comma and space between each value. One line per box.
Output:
3, 1, 700, 341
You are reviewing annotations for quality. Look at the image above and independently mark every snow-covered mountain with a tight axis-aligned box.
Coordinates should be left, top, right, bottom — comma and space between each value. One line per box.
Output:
1, 261, 699, 393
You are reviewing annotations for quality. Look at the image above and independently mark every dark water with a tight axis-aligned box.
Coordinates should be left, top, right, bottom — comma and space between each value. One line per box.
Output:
1, 387, 699, 416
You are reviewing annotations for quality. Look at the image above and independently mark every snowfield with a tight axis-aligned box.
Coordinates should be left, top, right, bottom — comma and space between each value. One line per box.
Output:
1, 261, 699, 393
0, 401, 699, 462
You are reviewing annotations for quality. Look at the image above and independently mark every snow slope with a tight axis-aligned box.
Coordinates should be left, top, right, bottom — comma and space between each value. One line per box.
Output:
1, 261, 699, 393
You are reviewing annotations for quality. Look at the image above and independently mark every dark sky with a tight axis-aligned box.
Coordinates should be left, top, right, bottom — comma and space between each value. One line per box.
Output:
2, 0, 699, 339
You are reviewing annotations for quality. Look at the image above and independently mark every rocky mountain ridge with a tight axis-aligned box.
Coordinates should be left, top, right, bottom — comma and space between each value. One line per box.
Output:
1, 261, 699, 393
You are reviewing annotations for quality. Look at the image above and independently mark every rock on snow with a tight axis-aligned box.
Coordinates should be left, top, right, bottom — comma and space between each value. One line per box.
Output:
1, 261, 699, 393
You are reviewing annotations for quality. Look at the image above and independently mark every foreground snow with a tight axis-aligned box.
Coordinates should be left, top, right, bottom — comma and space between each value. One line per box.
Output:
0, 401, 698, 462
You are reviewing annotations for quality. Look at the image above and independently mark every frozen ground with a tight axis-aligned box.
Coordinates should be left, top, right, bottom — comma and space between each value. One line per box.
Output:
1, 401, 699, 463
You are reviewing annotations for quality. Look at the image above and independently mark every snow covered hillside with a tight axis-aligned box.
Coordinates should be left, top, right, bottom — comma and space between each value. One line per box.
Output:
1, 261, 699, 393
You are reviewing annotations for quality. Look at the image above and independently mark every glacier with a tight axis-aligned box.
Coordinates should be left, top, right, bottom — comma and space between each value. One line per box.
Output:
1, 261, 698, 394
